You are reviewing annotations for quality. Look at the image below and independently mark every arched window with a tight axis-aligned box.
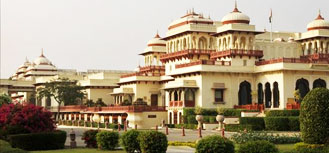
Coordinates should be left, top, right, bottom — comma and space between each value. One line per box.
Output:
185, 89, 194, 101
238, 81, 252, 105
265, 82, 272, 108
273, 82, 280, 108
295, 78, 310, 100
183, 38, 187, 50
240, 37, 246, 49
174, 91, 178, 101
257, 83, 264, 105
198, 37, 207, 50
313, 78, 326, 89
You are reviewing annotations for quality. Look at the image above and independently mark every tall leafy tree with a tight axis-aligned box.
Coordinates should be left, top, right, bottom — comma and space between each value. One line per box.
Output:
0, 93, 12, 107
37, 78, 85, 121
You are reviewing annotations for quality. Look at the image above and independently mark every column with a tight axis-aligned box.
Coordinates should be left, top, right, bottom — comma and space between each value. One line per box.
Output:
109, 115, 113, 124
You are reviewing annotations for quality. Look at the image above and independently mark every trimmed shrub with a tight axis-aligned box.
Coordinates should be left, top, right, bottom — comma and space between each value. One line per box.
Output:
96, 131, 119, 150
288, 117, 300, 131
9, 130, 66, 151
195, 135, 234, 153
209, 116, 216, 123
187, 116, 197, 125
238, 140, 279, 153
121, 130, 141, 153
82, 130, 99, 148
265, 110, 300, 117
300, 88, 329, 144
138, 131, 168, 153
183, 108, 259, 118
294, 142, 329, 153
265, 117, 289, 131
240, 117, 265, 130
231, 131, 301, 144
225, 124, 252, 132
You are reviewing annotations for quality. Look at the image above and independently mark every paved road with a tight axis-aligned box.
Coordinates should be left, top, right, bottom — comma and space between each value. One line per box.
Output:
58, 125, 235, 153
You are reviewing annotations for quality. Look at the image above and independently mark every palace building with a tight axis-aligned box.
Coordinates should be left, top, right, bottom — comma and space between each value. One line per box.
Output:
1, 4, 329, 129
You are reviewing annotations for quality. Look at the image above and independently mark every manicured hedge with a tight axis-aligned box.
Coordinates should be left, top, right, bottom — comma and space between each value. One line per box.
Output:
265, 110, 300, 117
265, 117, 289, 131
231, 131, 301, 144
264, 117, 300, 131
238, 140, 279, 153
186, 116, 197, 125
203, 116, 217, 124
239, 117, 265, 131
9, 130, 66, 151
225, 124, 252, 132
183, 108, 259, 117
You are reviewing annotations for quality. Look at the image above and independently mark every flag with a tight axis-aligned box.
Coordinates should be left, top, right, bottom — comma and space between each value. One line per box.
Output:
269, 9, 273, 23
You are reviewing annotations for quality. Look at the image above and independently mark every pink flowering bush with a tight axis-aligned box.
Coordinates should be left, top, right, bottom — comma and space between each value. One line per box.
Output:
0, 104, 55, 136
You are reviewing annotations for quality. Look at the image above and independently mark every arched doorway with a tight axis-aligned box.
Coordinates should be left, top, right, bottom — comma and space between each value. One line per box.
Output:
257, 83, 264, 105
238, 81, 252, 105
295, 78, 310, 100
273, 82, 280, 108
313, 78, 326, 89
265, 82, 272, 108
169, 112, 172, 124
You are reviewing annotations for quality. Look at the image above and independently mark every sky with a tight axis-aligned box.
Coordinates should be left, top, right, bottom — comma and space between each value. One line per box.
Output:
1, 0, 328, 78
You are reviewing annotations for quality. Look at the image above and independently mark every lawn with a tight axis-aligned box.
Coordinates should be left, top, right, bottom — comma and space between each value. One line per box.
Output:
30, 148, 125, 153
234, 144, 295, 152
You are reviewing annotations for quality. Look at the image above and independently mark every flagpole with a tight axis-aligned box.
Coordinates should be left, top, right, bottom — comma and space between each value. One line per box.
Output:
270, 9, 273, 43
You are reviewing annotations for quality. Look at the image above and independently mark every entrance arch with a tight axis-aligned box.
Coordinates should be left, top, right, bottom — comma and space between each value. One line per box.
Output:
273, 82, 280, 108
313, 78, 326, 89
257, 83, 264, 105
295, 78, 310, 100
238, 81, 252, 105
265, 82, 272, 108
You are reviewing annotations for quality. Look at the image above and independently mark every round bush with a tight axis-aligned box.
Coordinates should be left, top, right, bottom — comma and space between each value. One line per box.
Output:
82, 130, 99, 148
96, 131, 119, 150
238, 140, 279, 153
196, 135, 234, 153
138, 131, 168, 153
300, 88, 329, 144
121, 130, 141, 153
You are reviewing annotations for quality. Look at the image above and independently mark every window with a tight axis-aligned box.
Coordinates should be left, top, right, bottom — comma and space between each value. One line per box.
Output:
215, 89, 224, 102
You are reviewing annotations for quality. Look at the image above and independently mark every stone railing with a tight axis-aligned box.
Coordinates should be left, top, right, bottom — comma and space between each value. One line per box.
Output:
211, 49, 263, 59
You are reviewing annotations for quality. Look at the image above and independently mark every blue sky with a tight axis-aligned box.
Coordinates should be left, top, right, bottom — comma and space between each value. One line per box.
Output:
1, 0, 328, 78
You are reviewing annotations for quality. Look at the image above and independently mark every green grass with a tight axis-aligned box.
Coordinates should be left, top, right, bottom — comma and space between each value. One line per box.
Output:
30, 148, 125, 153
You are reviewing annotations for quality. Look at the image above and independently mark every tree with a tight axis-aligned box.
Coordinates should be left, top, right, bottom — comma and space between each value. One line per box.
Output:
37, 78, 85, 121
95, 98, 106, 107
300, 88, 329, 144
0, 93, 12, 107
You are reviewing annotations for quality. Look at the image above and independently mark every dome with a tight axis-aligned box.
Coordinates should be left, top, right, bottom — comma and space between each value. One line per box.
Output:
307, 12, 329, 31
221, 3, 250, 25
147, 33, 166, 47
34, 52, 51, 65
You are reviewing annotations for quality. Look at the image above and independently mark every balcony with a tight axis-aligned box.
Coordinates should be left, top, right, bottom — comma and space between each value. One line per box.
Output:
169, 101, 195, 107
139, 66, 165, 72
255, 57, 329, 66
175, 60, 231, 69
160, 49, 215, 62
211, 49, 263, 59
